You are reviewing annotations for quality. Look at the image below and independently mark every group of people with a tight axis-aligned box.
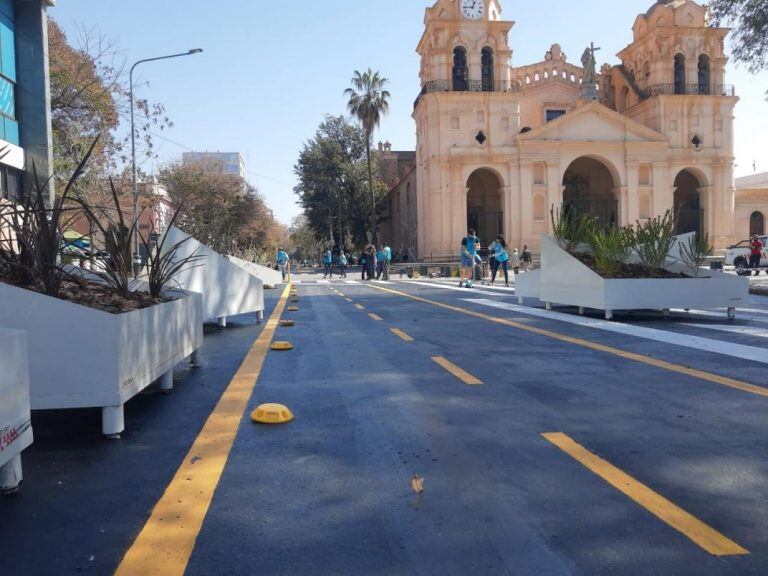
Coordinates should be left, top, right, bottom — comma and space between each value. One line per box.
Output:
459, 228, 532, 288
321, 243, 393, 281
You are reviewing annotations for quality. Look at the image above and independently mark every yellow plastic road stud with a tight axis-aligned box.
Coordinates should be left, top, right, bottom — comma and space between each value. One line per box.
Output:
270, 341, 294, 351
279, 320, 295, 327
287, 306, 299, 312
251, 403, 294, 425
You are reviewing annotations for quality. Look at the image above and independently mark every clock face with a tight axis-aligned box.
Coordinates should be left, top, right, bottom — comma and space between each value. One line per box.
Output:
460, 0, 484, 20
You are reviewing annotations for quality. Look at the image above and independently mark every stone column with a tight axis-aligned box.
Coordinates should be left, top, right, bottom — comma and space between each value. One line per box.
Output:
519, 162, 533, 243
652, 164, 670, 217
626, 163, 640, 225
613, 186, 629, 227
546, 164, 561, 233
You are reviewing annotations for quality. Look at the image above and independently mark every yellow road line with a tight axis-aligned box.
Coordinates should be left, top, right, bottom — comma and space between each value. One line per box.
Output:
368, 284, 768, 399
368, 313, 383, 321
337, 292, 345, 297
542, 433, 749, 557
354, 304, 365, 310
115, 284, 293, 576
390, 328, 415, 342
432, 356, 483, 385
345, 298, 353, 303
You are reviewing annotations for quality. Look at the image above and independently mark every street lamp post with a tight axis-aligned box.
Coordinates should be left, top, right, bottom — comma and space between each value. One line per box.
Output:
130, 48, 203, 274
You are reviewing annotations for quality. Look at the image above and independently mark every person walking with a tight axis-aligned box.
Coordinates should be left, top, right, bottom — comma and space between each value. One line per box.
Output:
360, 250, 368, 280
276, 247, 290, 282
383, 243, 392, 281
521, 245, 532, 272
376, 245, 385, 279
322, 248, 333, 279
487, 237, 498, 285
460, 228, 480, 288
490, 235, 509, 286
510, 248, 521, 277
339, 250, 348, 278
366, 244, 377, 281
750, 235, 763, 275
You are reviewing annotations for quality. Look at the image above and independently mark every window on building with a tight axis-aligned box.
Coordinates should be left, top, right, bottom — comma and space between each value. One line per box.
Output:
639, 164, 652, 186
533, 163, 546, 185
620, 86, 630, 112
674, 53, 686, 95
533, 194, 546, 221
698, 54, 710, 95
481, 47, 494, 92
546, 109, 566, 122
452, 47, 468, 92
0, 1, 16, 146
639, 194, 652, 220
751, 211, 765, 237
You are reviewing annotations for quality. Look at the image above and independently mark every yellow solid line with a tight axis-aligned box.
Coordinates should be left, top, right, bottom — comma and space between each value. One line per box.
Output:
368, 284, 768, 399
432, 356, 483, 385
390, 328, 415, 342
368, 313, 383, 321
114, 284, 293, 576
354, 304, 365, 310
542, 433, 749, 556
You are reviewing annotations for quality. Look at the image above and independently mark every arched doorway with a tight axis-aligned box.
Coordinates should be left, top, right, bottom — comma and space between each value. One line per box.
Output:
674, 170, 704, 236
562, 157, 619, 228
467, 169, 503, 247
751, 211, 765, 237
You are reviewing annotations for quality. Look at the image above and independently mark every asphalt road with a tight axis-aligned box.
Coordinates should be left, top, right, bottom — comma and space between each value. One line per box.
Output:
4, 278, 768, 575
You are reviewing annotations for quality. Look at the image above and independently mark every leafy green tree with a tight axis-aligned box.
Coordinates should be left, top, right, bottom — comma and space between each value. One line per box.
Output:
294, 116, 388, 249
344, 69, 391, 243
711, 1, 768, 92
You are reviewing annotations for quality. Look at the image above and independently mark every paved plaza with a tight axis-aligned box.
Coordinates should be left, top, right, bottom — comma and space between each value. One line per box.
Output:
4, 275, 768, 575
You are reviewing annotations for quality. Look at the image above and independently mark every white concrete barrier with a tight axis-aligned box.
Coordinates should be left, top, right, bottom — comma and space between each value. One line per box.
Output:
227, 255, 283, 287
0, 284, 203, 436
163, 227, 266, 324
0, 327, 32, 493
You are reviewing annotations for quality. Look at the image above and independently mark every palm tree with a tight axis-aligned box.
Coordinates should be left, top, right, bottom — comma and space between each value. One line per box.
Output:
345, 68, 391, 244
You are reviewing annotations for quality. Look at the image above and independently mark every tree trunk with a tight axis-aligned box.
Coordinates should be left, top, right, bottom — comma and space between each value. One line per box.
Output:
366, 136, 377, 246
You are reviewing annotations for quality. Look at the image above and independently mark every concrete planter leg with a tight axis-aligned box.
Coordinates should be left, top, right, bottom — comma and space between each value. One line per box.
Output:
159, 369, 174, 394
190, 350, 200, 367
257, 310, 264, 323
545, 302, 552, 311
0, 455, 22, 495
218, 316, 227, 329
728, 307, 736, 320
605, 310, 614, 321
102, 405, 125, 438
518, 296, 524, 305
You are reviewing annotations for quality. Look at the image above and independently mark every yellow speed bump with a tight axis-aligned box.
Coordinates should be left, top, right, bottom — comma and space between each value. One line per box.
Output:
251, 403, 294, 425
270, 341, 294, 351
279, 320, 295, 327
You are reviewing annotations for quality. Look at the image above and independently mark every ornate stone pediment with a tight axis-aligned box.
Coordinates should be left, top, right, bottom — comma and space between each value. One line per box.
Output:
517, 101, 668, 144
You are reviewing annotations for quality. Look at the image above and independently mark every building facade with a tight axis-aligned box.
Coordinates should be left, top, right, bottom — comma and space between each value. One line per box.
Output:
411, 0, 739, 257
0, 0, 54, 202
735, 173, 768, 240
182, 151, 246, 179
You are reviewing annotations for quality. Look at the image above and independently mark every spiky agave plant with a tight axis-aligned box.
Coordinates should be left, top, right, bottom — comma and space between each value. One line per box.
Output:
634, 210, 676, 271
140, 204, 204, 299
74, 177, 138, 297
679, 233, 713, 278
590, 226, 635, 278
550, 204, 598, 253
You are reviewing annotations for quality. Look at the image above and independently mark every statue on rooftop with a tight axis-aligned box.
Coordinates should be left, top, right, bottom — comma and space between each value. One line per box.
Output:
580, 42, 601, 100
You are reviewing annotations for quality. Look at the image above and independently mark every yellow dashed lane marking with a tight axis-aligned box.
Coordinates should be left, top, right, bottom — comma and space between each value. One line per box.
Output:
542, 433, 749, 557
368, 313, 383, 321
354, 304, 365, 310
368, 284, 768, 399
432, 356, 483, 385
390, 328, 415, 342
115, 284, 293, 576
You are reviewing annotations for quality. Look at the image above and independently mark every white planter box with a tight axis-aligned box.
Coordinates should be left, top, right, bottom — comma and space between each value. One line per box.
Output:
515, 270, 541, 304
0, 283, 203, 435
0, 327, 32, 493
227, 255, 283, 288
539, 235, 749, 319
163, 227, 265, 326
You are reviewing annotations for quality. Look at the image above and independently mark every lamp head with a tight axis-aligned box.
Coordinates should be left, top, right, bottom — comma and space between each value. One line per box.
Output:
189, 48, 203, 54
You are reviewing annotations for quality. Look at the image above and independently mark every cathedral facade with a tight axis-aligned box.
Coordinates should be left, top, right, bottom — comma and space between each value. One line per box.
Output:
409, 0, 738, 257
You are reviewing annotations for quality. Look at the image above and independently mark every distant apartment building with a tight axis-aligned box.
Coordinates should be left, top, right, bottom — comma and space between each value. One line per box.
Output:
182, 151, 246, 179
0, 0, 54, 202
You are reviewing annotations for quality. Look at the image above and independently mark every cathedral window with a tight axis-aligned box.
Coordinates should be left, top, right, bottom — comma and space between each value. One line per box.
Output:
619, 87, 630, 112
698, 54, 710, 95
481, 47, 494, 92
674, 53, 686, 95
545, 109, 566, 122
452, 47, 468, 91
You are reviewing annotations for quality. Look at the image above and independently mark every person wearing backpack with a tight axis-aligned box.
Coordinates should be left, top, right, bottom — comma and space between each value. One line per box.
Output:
510, 248, 521, 277
490, 235, 510, 286
459, 228, 480, 288
521, 245, 532, 272
339, 250, 348, 278
322, 248, 333, 279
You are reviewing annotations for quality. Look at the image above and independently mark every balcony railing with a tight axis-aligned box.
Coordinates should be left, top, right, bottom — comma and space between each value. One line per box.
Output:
640, 84, 735, 98
414, 79, 523, 109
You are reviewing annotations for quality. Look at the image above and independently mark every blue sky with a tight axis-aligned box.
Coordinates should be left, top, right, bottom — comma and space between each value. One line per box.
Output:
53, 1, 768, 224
